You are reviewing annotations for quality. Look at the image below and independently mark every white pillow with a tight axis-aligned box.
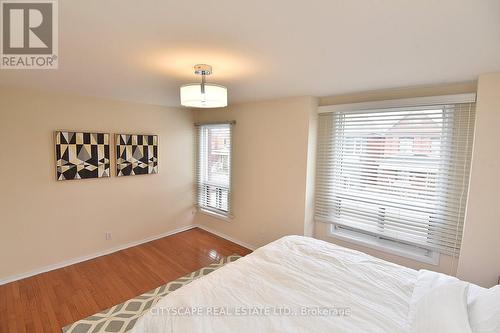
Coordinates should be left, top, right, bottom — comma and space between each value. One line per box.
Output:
468, 285, 500, 333
411, 281, 472, 333
411, 269, 485, 306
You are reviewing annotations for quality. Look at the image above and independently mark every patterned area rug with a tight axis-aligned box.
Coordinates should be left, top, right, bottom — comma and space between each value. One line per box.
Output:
62, 254, 241, 333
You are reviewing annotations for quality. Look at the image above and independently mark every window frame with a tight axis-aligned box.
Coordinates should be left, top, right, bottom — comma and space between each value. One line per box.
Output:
328, 224, 440, 265
195, 122, 234, 220
316, 94, 476, 260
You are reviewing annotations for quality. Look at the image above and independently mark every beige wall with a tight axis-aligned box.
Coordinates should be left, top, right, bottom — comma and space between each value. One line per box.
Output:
193, 97, 317, 248
2, 78, 497, 285
319, 81, 477, 106
457, 72, 500, 287
0, 87, 194, 281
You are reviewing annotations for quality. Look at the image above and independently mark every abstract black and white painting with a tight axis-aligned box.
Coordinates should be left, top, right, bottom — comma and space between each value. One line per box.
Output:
116, 134, 158, 176
55, 131, 110, 180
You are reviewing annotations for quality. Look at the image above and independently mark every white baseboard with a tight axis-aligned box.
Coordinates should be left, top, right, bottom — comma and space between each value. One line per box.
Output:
0, 225, 196, 286
0, 224, 257, 286
194, 224, 257, 251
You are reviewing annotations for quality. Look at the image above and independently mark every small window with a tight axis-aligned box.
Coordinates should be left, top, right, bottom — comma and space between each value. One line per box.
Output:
195, 123, 233, 217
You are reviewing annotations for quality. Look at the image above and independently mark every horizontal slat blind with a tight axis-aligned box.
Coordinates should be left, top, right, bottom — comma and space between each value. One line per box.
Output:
195, 123, 233, 216
315, 103, 476, 256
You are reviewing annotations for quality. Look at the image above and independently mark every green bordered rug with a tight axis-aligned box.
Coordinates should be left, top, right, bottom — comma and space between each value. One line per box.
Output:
62, 254, 241, 333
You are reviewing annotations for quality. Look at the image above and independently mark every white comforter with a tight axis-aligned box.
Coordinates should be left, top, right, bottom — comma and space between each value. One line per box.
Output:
133, 235, 418, 333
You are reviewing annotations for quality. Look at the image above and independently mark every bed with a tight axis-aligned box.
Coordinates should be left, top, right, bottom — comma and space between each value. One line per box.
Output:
132, 236, 499, 333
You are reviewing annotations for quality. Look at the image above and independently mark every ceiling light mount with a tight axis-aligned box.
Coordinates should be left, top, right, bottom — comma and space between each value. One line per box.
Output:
180, 64, 227, 108
194, 64, 212, 76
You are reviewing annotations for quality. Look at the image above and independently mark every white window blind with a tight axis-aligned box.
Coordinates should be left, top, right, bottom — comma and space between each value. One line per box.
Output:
315, 102, 476, 256
195, 122, 233, 216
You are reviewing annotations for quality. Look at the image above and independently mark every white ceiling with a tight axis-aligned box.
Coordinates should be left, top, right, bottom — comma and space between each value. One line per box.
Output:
1, 0, 500, 107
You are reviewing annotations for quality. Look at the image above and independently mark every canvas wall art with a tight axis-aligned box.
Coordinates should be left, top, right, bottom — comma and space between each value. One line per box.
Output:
55, 131, 110, 180
116, 134, 158, 176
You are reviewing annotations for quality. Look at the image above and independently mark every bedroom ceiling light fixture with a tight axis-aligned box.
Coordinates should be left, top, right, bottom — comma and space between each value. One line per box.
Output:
180, 64, 227, 108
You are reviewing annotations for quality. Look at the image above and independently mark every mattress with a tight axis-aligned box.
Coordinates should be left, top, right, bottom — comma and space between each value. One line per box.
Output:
132, 235, 419, 333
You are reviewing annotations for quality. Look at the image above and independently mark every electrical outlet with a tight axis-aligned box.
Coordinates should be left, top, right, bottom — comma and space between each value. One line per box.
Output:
105, 232, 112, 240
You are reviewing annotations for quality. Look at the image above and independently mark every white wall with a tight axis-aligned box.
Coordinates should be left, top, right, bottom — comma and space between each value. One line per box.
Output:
0, 87, 195, 281
193, 97, 317, 248
304, 100, 318, 237
457, 72, 500, 287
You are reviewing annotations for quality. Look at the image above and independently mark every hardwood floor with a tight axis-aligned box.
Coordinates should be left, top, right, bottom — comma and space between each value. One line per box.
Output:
0, 227, 252, 333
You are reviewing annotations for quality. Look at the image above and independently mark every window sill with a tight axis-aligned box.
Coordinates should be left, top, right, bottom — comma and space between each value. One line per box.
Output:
327, 224, 439, 265
198, 208, 232, 222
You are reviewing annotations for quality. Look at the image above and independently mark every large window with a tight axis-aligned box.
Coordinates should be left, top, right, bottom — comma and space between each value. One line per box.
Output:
196, 122, 233, 217
315, 99, 475, 260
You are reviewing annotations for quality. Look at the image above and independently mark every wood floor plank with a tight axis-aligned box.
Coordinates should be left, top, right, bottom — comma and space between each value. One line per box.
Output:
0, 227, 252, 333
